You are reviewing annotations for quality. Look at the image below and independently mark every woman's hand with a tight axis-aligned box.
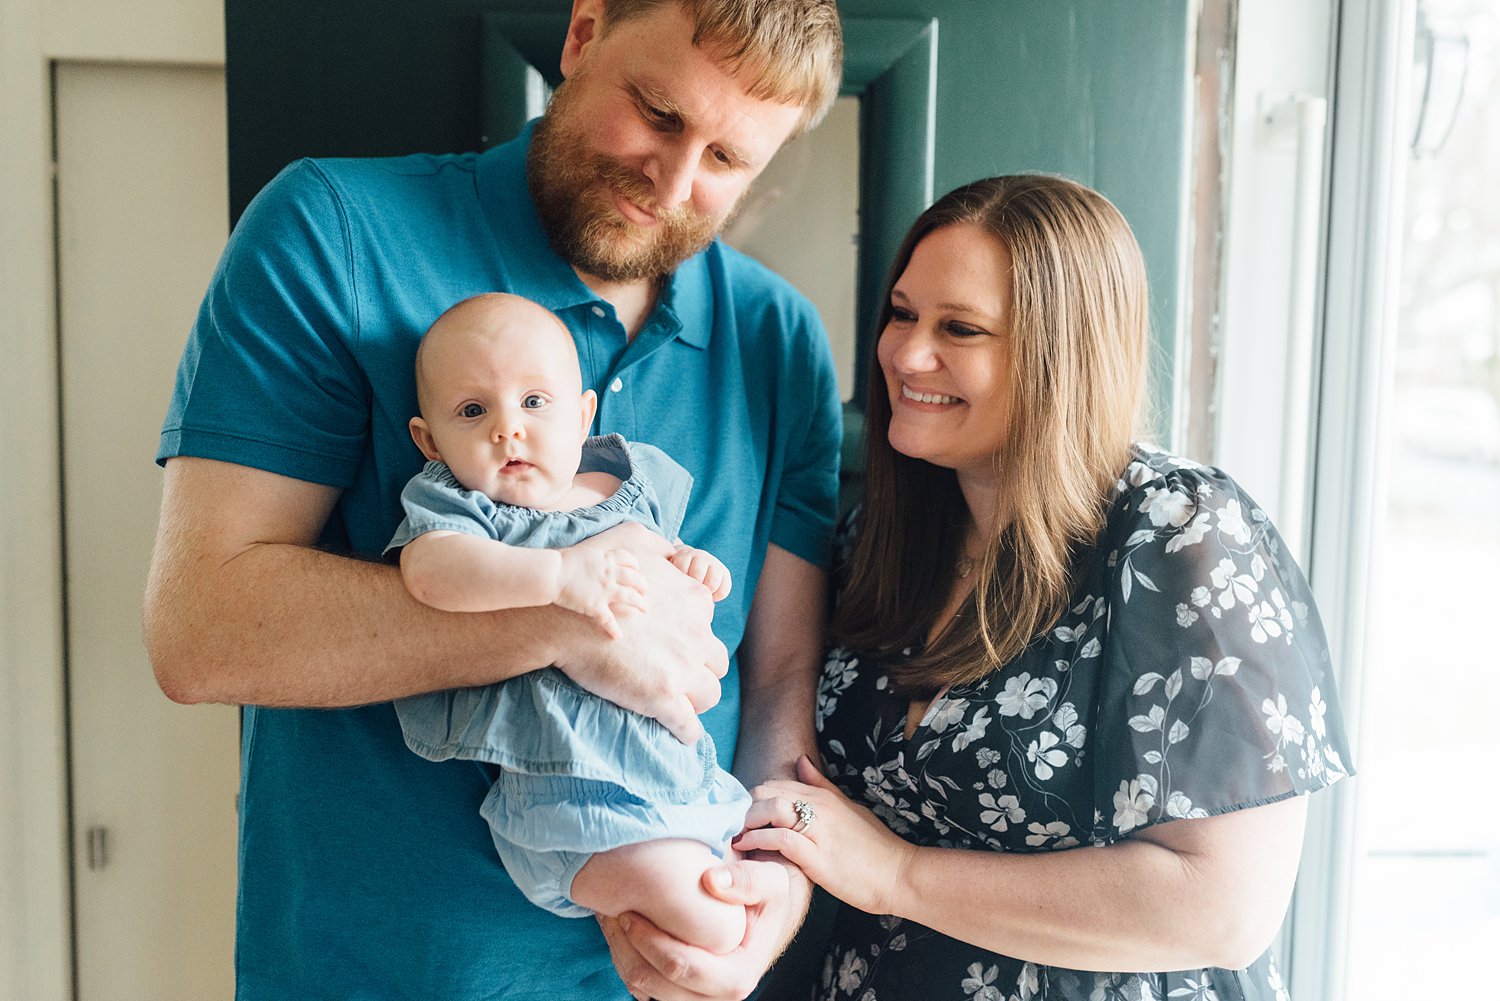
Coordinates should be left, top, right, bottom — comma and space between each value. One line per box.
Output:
733, 755, 917, 916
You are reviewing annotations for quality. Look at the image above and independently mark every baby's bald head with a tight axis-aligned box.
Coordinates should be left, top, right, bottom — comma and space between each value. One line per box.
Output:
415, 293, 579, 418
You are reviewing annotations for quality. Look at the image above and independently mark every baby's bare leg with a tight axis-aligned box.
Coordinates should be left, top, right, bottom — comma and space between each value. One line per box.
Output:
571, 839, 746, 955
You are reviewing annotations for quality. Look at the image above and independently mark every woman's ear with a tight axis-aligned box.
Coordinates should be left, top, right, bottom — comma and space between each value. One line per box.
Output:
409, 417, 442, 462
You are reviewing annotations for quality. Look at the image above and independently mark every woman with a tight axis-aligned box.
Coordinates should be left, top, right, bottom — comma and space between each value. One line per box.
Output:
735, 175, 1354, 1000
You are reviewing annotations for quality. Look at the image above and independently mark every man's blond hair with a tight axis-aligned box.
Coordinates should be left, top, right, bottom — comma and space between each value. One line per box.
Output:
602, 0, 843, 135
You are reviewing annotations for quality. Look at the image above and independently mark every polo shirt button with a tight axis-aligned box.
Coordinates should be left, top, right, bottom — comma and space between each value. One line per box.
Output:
610, 377, 624, 393
591, 305, 606, 318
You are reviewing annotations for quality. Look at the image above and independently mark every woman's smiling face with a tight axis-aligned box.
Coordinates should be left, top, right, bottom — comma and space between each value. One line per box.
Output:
877, 223, 1015, 483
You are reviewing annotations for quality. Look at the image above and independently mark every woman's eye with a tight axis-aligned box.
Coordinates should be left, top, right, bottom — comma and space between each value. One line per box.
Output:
888, 306, 916, 323
946, 322, 986, 339
460, 403, 485, 419
522, 394, 547, 409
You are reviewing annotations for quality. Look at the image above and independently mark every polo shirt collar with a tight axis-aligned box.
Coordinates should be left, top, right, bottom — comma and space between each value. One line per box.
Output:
656, 254, 711, 350
476, 120, 715, 350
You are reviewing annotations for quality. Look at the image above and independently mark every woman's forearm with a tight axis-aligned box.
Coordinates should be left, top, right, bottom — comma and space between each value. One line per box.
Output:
890, 796, 1307, 972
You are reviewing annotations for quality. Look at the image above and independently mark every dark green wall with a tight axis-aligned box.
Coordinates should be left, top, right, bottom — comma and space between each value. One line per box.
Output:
227, 0, 1191, 424
871, 0, 1190, 424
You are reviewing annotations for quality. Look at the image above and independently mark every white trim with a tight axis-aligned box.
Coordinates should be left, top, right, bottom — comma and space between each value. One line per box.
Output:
1212, 0, 1338, 542
1169, 0, 1202, 455
1284, 2, 1412, 999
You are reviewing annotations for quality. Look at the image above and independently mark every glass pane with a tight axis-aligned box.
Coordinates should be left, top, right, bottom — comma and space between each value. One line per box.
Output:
1344, 2, 1500, 996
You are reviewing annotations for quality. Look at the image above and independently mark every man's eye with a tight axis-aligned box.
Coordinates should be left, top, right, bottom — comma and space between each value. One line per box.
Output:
522, 394, 547, 409
461, 403, 485, 419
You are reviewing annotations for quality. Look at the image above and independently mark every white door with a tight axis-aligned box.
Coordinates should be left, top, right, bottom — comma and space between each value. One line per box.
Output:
55, 61, 238, 1000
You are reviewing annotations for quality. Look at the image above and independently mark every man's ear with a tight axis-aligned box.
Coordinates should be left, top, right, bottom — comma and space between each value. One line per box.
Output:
579, 390, 598, 440
559, 0, 606, 79
409, 417, 442, 462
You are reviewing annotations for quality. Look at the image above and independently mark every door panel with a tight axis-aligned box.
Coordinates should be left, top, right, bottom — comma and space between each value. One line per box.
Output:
56, 61, 237, 1001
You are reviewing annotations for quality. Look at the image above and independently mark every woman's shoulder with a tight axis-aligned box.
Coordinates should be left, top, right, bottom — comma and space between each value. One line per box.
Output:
1114, 443, 1249, 501
1105, 444, 1274, 551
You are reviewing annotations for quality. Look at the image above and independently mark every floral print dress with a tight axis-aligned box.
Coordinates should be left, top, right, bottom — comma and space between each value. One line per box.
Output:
814, 446, 1354, 1001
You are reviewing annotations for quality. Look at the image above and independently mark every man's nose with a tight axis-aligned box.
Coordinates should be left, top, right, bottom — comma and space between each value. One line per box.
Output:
644, 145, 696, 212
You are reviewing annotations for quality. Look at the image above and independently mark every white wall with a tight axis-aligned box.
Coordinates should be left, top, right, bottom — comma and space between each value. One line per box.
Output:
0, 3, 224, 997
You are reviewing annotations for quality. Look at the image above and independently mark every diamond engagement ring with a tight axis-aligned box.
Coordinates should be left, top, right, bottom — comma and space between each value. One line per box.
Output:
791, 799, 816, 834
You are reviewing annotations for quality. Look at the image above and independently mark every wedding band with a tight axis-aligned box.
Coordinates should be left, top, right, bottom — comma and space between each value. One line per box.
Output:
791, 799, 816, 834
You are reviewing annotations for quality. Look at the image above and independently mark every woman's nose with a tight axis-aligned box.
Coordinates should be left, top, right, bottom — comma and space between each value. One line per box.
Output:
890, 328, 940, 374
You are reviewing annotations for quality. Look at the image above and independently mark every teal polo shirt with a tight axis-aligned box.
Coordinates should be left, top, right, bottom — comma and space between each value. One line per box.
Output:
159, 124, 841, 1000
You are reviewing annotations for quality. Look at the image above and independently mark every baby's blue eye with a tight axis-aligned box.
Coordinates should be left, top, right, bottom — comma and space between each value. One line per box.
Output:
522, 394, 547, 409
460, 403, 486, 419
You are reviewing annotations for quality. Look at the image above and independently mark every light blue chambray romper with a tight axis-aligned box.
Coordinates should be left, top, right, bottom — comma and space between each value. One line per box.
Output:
385, 434, 751, 917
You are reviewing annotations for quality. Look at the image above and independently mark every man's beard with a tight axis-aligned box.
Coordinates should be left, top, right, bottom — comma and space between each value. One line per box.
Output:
526, 83, 730, 283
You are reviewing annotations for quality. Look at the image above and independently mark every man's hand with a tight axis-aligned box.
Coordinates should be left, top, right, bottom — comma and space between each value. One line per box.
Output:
553, 523, 728, 744
598, 856, 810, 1001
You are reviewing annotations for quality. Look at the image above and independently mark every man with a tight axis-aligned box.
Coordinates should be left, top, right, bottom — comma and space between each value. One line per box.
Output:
142, 1, 844, 998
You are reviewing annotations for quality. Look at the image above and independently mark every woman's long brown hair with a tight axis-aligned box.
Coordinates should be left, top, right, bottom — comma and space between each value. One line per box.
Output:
832, 175, 1150, 695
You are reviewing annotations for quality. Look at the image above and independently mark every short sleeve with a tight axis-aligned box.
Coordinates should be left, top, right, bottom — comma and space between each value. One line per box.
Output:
1090, 452, 1355, 844
157, 159, 370, 486
384, 462, 499, 555
768, 309, 843, 568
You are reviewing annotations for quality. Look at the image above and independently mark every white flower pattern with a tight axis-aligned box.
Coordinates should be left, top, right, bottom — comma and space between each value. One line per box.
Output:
814, 446, 1353, 1001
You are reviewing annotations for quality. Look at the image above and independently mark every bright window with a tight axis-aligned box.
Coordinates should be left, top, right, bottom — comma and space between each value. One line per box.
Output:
1343, 0, 1500, 994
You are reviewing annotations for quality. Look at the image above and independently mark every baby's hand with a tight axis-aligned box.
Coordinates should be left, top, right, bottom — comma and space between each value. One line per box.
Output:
555, 546, 648, 639
669, 545, 733, 601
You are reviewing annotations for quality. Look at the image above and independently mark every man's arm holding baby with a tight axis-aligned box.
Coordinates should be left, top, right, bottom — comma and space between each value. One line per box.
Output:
599, 543, 826, 1001
143, 456, 725, 743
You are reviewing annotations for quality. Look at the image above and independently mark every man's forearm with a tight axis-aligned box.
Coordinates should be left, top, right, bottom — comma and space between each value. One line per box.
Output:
146, 538, 566, 707
144, 457, 568, 708
734, 663, 818, 790
730, 544, 825, 789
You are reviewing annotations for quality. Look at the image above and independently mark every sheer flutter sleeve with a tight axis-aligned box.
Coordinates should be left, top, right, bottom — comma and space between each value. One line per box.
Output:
1089, 448, 1355, 845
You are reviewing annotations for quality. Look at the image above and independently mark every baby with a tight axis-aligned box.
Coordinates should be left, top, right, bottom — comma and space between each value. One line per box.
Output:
385, 292, 749, 953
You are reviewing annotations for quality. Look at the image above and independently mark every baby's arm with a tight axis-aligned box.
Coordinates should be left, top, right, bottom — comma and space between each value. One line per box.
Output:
669, 544, 732, 601
400, 531, 646, 637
